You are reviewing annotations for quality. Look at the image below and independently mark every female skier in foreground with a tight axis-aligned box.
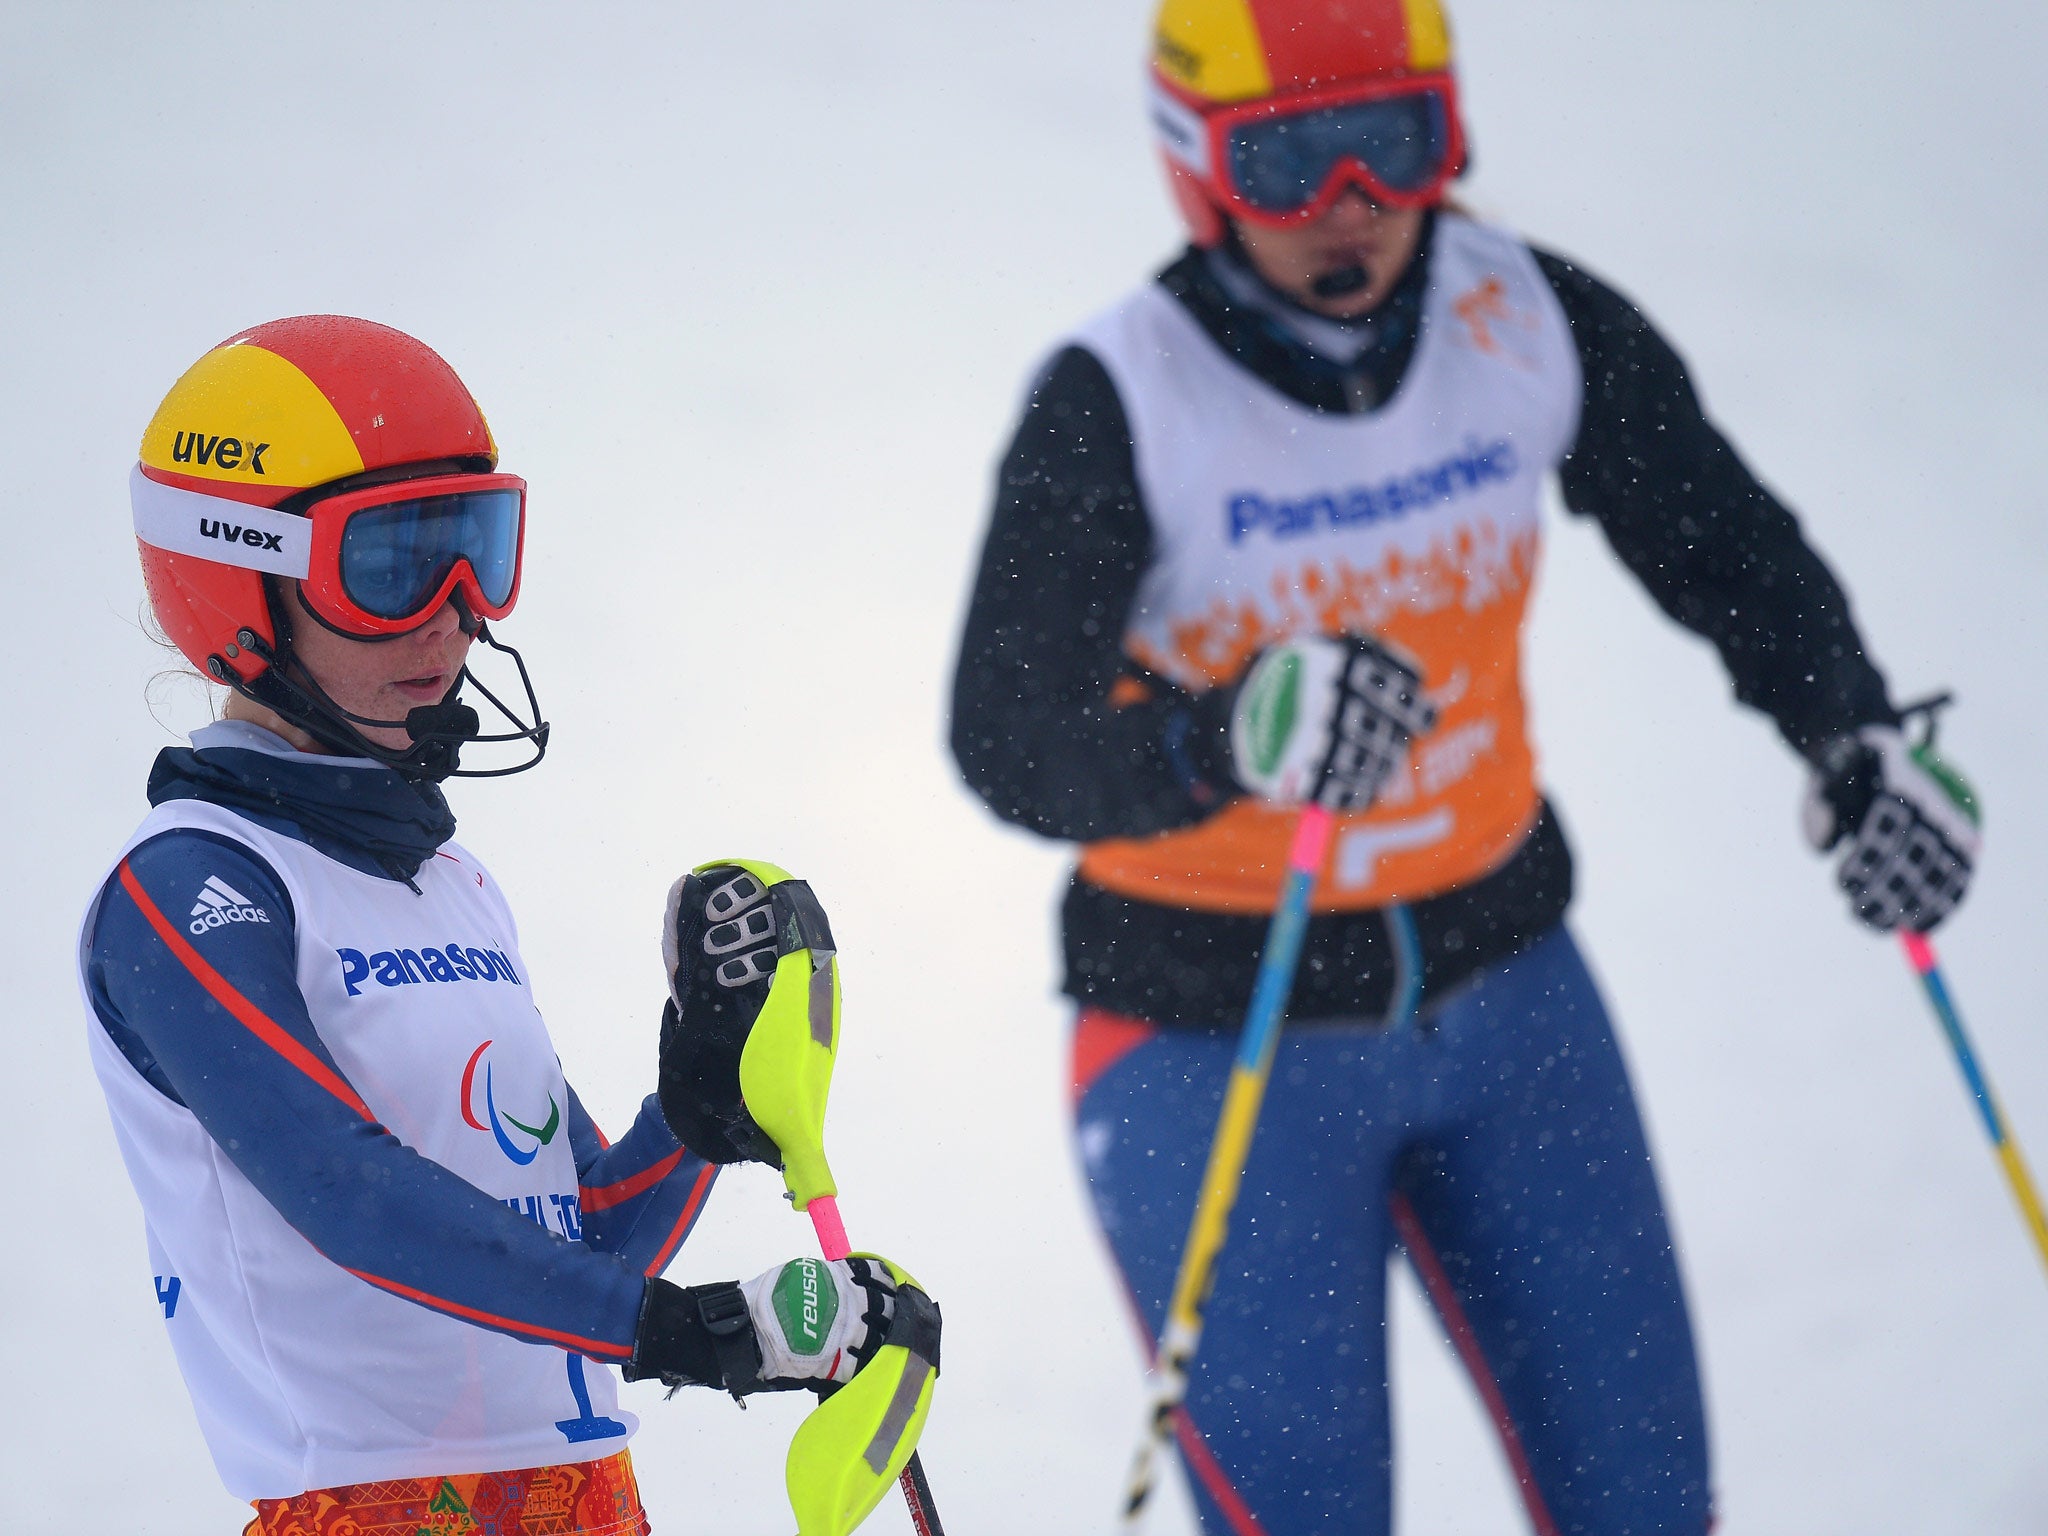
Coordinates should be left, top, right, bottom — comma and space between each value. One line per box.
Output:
949, 2, 1980, 1531
82, 316, 934, 1533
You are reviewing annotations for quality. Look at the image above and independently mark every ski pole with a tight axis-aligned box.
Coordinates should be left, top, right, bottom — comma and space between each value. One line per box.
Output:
806, 1198, 947, 1536
711, 859, 944, 1536
1121, 805, 1337, 1528
1897, 932, 2048, 1280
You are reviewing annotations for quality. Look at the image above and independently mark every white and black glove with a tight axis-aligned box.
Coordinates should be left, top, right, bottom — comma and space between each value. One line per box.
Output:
1226, 634, 1436, 811
658, 864, 835, 1165
625, 1255, 933, 1399
1803, 712, 1980, 933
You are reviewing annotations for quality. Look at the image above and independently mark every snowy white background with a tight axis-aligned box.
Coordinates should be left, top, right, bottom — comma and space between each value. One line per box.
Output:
4, 3, 2045, 1531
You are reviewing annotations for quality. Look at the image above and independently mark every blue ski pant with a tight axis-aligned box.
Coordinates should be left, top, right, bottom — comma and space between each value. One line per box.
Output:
1071, 926, 1712, 1536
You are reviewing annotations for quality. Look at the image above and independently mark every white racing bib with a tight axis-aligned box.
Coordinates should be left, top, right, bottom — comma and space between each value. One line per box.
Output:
1070, 215, 1580, 911
79, 792, 632, 1498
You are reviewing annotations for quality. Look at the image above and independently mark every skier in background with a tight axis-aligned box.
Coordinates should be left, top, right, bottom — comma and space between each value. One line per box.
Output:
83, 317, 931, 1534
949, 2, 1980, 1531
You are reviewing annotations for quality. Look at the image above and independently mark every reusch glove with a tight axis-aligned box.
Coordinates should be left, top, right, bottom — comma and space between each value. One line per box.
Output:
1803, 716, 1980, 933
624, 1255, 938, 1400
744, 1255, 895, 1389
1227, 633, 1437, 811
659, 862, 837, 1165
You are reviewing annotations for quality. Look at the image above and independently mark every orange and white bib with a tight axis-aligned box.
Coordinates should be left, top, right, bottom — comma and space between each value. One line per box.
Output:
1072, 215, 1580, 913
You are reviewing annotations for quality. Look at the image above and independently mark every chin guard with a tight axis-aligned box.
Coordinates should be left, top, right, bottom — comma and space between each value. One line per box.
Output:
786, 1257, 942, 1536
703, 857, 842, 1214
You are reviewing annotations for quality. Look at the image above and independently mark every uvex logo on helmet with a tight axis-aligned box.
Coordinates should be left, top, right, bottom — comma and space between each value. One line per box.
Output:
170, 431, 270, 475
1153, 29, 1202, 80
199, 518, 286, 552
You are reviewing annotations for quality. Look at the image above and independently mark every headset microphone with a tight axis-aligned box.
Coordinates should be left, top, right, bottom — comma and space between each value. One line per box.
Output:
1310, 263, 1372, 300
406, 701, 482, 743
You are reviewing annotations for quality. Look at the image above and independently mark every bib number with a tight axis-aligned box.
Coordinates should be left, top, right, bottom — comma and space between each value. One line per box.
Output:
554, 1354, 627, 1445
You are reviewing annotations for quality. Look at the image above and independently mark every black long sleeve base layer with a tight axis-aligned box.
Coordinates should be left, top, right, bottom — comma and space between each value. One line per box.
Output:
950, 233, 1897, 1027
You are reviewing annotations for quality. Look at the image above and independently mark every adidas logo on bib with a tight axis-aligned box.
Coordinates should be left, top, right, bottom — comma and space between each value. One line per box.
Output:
188, 875, 271, 936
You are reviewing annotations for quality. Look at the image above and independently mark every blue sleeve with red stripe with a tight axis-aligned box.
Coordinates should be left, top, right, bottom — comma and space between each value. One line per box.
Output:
87, 830, 650, 1362
565, 1087, 719, 1273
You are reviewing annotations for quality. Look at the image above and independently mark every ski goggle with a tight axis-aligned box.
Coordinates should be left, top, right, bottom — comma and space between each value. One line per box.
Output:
1151, 72, 1465, 222
133, 466, 527, 637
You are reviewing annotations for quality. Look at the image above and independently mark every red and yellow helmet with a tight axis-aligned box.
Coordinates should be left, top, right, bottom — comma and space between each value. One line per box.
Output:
134, 315, 502, 685
1149, 0, 1467, 245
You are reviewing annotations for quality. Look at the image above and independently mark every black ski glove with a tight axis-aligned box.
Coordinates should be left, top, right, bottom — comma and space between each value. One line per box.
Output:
658, 863, 835, 1164
624, 1256, 938, 1399
1802, 709, 1981, 933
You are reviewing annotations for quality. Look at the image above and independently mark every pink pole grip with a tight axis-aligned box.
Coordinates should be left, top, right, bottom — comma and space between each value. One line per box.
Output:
1287, 804, 1335, 873
1899, 930, 1937, 975
807, 1195, 850, 1262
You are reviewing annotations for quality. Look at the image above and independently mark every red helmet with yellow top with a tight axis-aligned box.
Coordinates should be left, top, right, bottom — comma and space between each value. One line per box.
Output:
131, 316, 545, 778
1149, 0, 1468, 245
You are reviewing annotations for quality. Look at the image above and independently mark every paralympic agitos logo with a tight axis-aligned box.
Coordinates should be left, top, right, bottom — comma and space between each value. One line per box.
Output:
460, 1040, 561, 1166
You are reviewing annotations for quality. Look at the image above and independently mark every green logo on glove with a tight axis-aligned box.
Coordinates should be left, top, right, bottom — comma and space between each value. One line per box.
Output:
1911, 740, 1982, 827
1241, 652, 1302, 776
772, 1258, 838, 1355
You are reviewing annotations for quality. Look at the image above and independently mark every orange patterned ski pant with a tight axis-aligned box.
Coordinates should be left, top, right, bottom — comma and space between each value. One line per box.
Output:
243, 1447, 649, 1536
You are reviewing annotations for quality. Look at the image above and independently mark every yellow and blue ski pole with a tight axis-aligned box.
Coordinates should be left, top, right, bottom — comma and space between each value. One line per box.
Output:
1898, 931, 2048, 1279
1121, 805, 1337, 1528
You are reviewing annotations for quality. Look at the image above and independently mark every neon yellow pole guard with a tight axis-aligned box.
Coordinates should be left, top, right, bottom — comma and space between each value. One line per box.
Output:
699, 859, 938, 1535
